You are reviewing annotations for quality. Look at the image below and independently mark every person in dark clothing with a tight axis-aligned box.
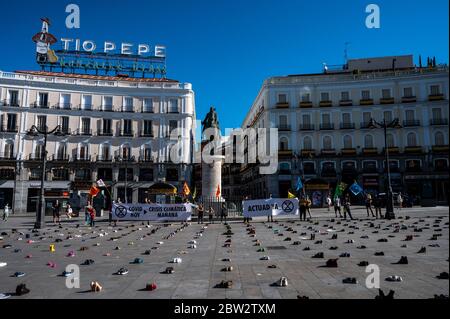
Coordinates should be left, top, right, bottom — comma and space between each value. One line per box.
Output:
373, 195, 383, 219
220, 202, 228, 223
197, 204, 204, 224
343, 194, 354, 220
299, 198, 307, 221
208, 206, 214, 224
52, 200, 61, 225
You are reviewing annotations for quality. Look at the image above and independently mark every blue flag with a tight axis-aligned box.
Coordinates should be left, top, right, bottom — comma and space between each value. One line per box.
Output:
349, 182, 363, 196
295, 177, 303, 192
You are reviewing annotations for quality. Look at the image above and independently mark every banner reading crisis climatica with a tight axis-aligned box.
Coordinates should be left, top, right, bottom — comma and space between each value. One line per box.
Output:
112, 203, 192, 221
242, 198, 299, 217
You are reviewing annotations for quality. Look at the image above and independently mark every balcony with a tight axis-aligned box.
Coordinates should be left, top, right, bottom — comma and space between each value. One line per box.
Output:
168, 109, 180, 114
119, 130, 134, 137
340, 123, 355, 130
362, 148, 378, 155
429, 94, 445, 101
299, 124, 315, 131
61, 128, 71, 135
432, 145, 449, 153
380, 98, 395, 105
278, 149, 293, 157
121, 106, 134, 113
276, 102, 289, 109
299, 101, 313, 108
77, 104, 92, 111
31, 102, 49, 109
360, 99, 374, 106
360, 122, 371, 129
0, 126, 18, 133
401, 96, 416, 103
142, 108, 154, 113
403, 120, 420, 127
0, 153, 15, 160
76, 129, 92, 136
139, 156, 154, 163
100, 106, 114, 112
321, 149, 336, 156
50, 154, 70, 162
321, 169, 337, 178
1, 99, 20, 107
319, 100, 332, 107
341, 148, 357, 156
404, 146, 423, 154
139, 130, 154, 138
73, 155, 91, 162
54, 103, 72, 110
383, 147, 400, 154
278, 125, 291, 131
339, 100, 353, 106
28, 153, 44, 161
97, 129, 113, 136
319, 123, 334, 130
96, 155, 112, 162
430, 118, 448, 126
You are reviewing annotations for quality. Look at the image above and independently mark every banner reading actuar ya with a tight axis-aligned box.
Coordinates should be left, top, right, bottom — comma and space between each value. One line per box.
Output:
242, 198, 299, 217
112, 203, 192, 221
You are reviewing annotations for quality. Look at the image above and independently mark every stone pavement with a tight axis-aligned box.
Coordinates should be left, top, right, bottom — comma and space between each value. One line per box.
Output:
0, 206, 448, 299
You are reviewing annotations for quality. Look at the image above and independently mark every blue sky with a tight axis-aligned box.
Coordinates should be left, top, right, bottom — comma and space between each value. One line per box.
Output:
0, 0, 448, 129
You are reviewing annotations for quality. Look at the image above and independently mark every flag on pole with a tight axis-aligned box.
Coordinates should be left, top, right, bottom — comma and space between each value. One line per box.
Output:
215, 184, 221, 198
334, 182, 347, 199
89, 184, 100, 198
288, 191, 297, 199
295, 177, 303, 192
182, 182, 191, 197
349, 182, 364, 196
96, 179, 106, 188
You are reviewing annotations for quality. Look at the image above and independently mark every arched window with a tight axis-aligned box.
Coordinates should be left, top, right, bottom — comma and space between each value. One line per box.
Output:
435, 131, 445, 146
407, 132, 417, 147
343, 135, 353, 149
303, 136, 312, 150
279, 137, 289, 151
386, 134, 395, 148
323, 136, 332, 150
364, 135, 374, 148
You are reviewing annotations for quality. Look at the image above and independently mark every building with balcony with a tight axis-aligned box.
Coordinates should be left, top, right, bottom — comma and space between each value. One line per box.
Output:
0, 70, 196, 213
231, 55, 449, 206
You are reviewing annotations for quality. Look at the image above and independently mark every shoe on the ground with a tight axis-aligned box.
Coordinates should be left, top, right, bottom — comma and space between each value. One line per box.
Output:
133, 258, 144, 264
329, 246, 338, 250
0, 293, 11, 299
276, 277, 288, 287
215, 280, 233, 288
303, 247, 311, 251
15, 284, 30, 296
146, 282, 157, 291
260, 256, 270, 260
393, 256, 408, 265
0, 262, 7, 267
172, 257, 182, 263
340, 252, 350, 258
375, 289, 395, 299
117, 268, 129, 275
358, 261, 369, 267
326, 259, 338, 267
342, 277, 357, 284
312, 252, 324, 258
90, 281, 102, 292
62, 270, 74, 277
165, 267, 174, 274
437, 272, 449, 280
268, 264, 277, 269
374, 251, 385, 256
222, 266, 233, 272
385, 275, 402, 282
81, 259, 95, 266
13, 272, 25, 278
417, 247, 426, 254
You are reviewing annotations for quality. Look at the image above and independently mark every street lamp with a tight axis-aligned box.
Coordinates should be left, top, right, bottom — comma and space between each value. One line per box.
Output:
115, 154, 135, 203
26, 124, 66, 229
367, 118, 403, 220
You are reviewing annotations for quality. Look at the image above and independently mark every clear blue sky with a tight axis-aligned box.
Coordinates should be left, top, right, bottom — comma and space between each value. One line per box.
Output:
1, 0, 448, 129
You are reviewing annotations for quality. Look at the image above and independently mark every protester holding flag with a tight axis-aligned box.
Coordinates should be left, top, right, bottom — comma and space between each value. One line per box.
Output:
343, 194, 354, 220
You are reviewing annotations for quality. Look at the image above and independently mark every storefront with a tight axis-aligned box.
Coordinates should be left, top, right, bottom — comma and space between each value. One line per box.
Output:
304, 179, 330, 208
404, 174, 449, 206
0, 180, 14, 210
362, 174, 380, 194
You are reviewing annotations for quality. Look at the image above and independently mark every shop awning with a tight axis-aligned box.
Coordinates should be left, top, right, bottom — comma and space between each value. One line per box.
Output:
147, 182, 178, 195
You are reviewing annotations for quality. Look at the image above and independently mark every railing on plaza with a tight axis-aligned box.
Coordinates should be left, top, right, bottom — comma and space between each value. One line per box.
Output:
195, 196, 245, 218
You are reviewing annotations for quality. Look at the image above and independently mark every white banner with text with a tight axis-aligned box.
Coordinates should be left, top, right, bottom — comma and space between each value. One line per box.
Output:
242, 198, 299, 217
112, 203, 192, 221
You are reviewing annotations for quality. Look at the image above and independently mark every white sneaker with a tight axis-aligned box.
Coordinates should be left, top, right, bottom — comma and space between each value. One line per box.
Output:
0, 293, 11, 299
0, 262, 7, 267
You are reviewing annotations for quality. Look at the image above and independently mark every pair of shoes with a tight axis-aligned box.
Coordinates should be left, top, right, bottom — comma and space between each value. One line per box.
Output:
329, 246, 338, 250
133, 258, 144, 264
375, 289, 395, 299
260, 256, 270, 260
385, 275, 402, 282
13, 272, 26, 278
61, 270, 74, 277
342, 277, 358, 284
357, 245, 367, 249
90, 281, 102, 292
374, 251, 385, 256
326, 259, 338, 267
358, 261, 369, 267
117, 268, 129, 275
215, 280, 233, 288
417, 247, 426, 254
164, 267, 174, 274
312, 252, 324, 258
268, 264, 277, 269
276, 277, 288, 287
172, 257, 182, 263
437, 272, 449, 280
146, 282, 157, 291
15, 284, 30, 296
81, 259, 95, 266
222, 266, 233, 272
340, 252, 350, 258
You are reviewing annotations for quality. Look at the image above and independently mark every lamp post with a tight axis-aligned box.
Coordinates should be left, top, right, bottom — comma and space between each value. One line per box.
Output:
367, 118, 402, 220
115, 154, 135, 204
26, 124, 66, 229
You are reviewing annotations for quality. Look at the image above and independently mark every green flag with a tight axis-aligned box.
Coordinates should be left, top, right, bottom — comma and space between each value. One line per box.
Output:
192, 187, 197, 200
334, 182, 347, 199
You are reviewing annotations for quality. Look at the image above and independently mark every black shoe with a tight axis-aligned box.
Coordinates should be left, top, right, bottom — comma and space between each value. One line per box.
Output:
358, 261, 369, 267
342, 277, 357, 284
374, 251, 385, 256
393, 256, 408, 265
326, 259, 338, 267
312, 252, 324, 258
437, 272, 449, 280
417, 247, 426, 254
15, 284, 30, 296
375, 289, 395, 299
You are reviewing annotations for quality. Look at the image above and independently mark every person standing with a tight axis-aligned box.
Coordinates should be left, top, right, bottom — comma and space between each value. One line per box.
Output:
208, 206, 214, 224
2, 204, 10, 222
334, 196, 343, 218
343, 194, 354, 220
365, 193, 375, 218
197, 204, 204, 224
52, 200, 61, 225
86, 202, 96, 227
326, 194, 332, 212
299, 197, 307, 221
306, 195, 312, 219
397, 193, 403, 211
220, 202, 228, 223
373, 195, 383, 219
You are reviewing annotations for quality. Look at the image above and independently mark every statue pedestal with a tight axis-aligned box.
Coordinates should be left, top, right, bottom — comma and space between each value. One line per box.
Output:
201, 155, 224, 199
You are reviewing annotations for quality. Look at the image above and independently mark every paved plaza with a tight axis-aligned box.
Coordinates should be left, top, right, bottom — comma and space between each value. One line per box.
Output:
0, 206, 448, 299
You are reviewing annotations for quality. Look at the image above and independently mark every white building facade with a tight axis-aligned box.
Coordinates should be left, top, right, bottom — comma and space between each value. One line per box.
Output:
0, 70, 196, 214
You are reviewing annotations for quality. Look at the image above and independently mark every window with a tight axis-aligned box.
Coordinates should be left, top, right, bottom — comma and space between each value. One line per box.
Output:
302, 114, 311, 125
53, 168, 69, 180
405, 110, 415, 121
361, 90, 371, 100
56, 143, 66, 160
75, 169, 91, 181
102, 119, 112, 135
303, 136, 312, 150
166, 168, 179, 182
139, 168, 154, 182
37, 115, 47, 131
320, 92, 330, 101
79, 144, 88, 160
103, 96, 113, 111
341, 91, 350, 101
124, 97, 134, 112
143, 98, 153, 113
60, 116, 69, 134
101, 144, 110, 160
82, 95, 92, 110
434, 159, 448, 171
143, 147, 152, 161
364, 135, 374, 148
278, 94, 287, 103
122, 119, 132, 135
169, 120, 178, 135
143, 120, 153, 136
98, 168, 112, 181
60, 94, 71, 109
321, 113, 331, 124
121, 145, 131, 159
303, 162, 315, 174
119, 168, 134, 181
279, 115, 288, 127
403, 87, 413, 97
38, 92, 49, 107
363, 161, 377, 171
430, 85, 440, 95
8, 90, 19, 106
34, 144, 44, 159
343, 135, 353, 149
6, 114, 17, 132
386, 134, 395, 147
432, 108, 442, 121
279, 137, 289, 150
342, 113, 351, 124
435, 132, 445, 146
383, 111, 393, 123
301, 93, 310, 102
363, 112, 372, 124
3, 142, 14, 158
323, 136, 332, 150
169, 99, 178, 113
407, 132, 417, 147
382, 89, 391, 99
81, 118, 91, 135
